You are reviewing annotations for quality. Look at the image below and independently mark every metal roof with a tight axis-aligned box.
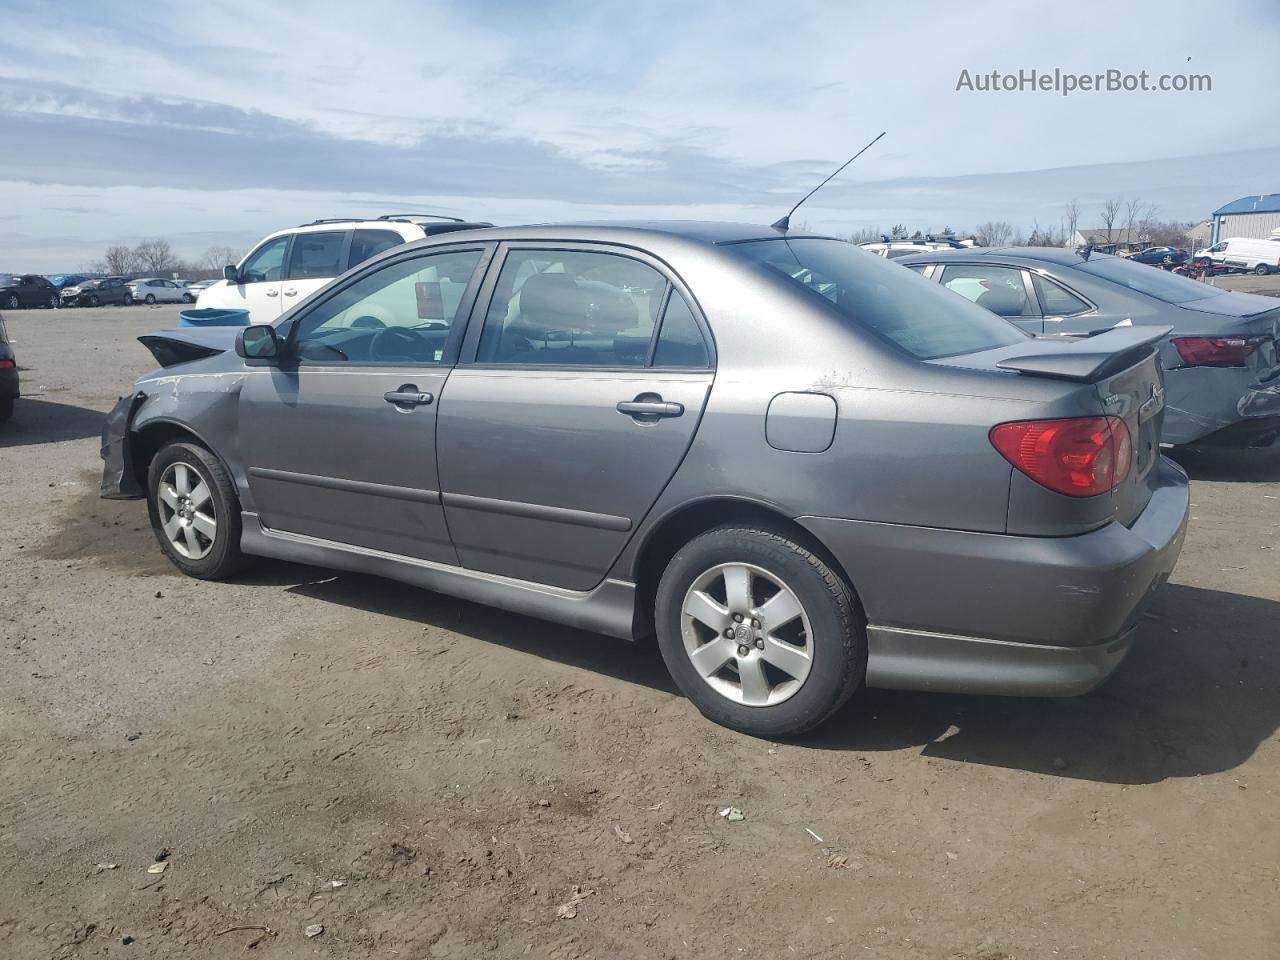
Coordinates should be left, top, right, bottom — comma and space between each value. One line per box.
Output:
1212, 194, 1280, 217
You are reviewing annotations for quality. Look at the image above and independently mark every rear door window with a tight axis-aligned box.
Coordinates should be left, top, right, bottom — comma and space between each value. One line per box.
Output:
652, 291, 710, 367
939, 265, 1038, 318
1032, 273, 1091, 316
475, 249, 669, 367
348, 230, 404, 270
288, 231, 347, 280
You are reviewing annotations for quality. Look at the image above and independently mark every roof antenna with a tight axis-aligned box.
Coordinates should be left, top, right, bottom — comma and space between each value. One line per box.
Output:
771, 131, 886, 232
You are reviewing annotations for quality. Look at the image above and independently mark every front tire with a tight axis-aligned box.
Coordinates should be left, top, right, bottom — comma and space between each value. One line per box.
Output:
87, 294, 100, 307
147, 441, 250, 579
145, 293, 156, 304
182, 293, 195, 303
654, 525, 865, 737
4, 295, 17, 310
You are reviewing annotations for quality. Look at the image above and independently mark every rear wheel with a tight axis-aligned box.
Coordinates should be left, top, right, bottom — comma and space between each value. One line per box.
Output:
182, 293, 195, 303
147, 441, 250, 579
655, 525, 864, 737
1255, 263, 1272, 276
122, 293, 134, 306
0, 398, 12, 422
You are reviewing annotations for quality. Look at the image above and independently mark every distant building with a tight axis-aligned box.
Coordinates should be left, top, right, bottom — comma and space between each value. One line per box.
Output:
1185, 220, 1212, 249
1071, 227, 1145, 253
1210, 194, 1280, 244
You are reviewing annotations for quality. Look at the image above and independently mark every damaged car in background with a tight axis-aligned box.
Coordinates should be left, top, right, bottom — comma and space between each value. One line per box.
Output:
899, 247, 1280, 448
103, 223, 1188, 736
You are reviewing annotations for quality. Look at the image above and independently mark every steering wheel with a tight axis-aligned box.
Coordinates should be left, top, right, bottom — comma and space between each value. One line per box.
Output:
370, 325, 432, 361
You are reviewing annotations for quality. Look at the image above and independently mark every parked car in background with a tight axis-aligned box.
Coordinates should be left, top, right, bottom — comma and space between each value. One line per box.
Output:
0, 312, 17, 421
1193, 237, 1280, 276
857, 235, 974, 260
129, 277, 190, 304
197, 214, 493, 323
0, 274, 60, 310
898, 247, 1280, 447
47, 273, 95, 291
1127, 246, 1188, 269
184, 279, 216, 298
60, 277, 133, 307
103, 222, 1189, 736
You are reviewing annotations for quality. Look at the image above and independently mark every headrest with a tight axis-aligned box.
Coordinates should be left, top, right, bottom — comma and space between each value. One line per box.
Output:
518, 273, 583, 328
976, 285, 1024, 317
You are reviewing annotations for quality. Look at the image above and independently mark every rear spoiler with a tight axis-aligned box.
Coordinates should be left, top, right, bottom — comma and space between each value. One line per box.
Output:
997, 326, 1173, 382
138, 326, 241, 368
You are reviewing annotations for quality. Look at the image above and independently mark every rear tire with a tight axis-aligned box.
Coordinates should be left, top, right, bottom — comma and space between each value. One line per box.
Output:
122, 293, 134, 306
0, 398, 13, 422
654, 525, 865, 737
1255, 263, 1272, 276
147, 441, 251, 580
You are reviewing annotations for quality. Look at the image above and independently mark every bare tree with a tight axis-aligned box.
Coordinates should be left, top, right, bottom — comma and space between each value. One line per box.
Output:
134, 238, 179, 275
201, 245, 241, 272
99, 245, 140, 276
848, 227, 884, 244
889, 223, 908, 240
1099, 198, 1122, 243
974, 221, 1013, 247
1063, 199, 1081, 246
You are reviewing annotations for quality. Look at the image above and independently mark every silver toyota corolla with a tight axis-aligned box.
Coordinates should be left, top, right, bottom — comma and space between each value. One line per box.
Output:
101, 222, 1190, 736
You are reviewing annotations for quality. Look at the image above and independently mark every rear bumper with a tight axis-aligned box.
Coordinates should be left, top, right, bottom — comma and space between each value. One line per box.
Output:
798, 457, 1190, 697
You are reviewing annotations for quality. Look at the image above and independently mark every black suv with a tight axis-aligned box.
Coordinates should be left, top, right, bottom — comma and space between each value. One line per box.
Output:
0, 274, 60, 310
61, 277, 134, 307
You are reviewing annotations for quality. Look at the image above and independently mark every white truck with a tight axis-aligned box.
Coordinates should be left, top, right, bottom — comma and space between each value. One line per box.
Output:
1194, 235, 1280, 276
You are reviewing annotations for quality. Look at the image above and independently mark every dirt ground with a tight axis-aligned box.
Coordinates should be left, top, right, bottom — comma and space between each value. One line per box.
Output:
1, 305, 1277, 960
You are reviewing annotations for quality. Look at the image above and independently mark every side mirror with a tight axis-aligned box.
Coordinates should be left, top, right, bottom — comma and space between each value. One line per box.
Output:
223, 264, 240, 283
236, 324, 280, 361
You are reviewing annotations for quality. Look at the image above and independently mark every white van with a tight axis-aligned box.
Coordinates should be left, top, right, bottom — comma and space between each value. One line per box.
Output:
197, 215, 491, 323
1194, 236, 1280, 276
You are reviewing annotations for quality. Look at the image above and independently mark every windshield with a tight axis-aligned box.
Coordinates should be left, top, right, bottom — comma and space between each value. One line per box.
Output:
728, 238, 1028, 360
1073, 254, 1226, 304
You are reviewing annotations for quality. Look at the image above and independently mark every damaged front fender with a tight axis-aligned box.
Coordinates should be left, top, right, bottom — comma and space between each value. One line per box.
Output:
99, 391, 147, 499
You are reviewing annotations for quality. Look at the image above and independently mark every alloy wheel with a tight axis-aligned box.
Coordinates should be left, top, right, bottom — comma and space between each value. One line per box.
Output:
680, 562, 813, 707
157, 462, 217, 560
4, 295, 17, 310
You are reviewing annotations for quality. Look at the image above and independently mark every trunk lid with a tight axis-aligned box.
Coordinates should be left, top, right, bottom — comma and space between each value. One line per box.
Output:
1094, 348, 1166, 525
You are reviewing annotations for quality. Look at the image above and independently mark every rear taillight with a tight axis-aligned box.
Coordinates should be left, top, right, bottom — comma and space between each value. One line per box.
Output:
990, 416, 1132, 498
1171, 335, 1268, 368
0, 358, 13, 369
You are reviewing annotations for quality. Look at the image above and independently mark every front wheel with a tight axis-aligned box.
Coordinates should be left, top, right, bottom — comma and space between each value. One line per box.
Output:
4, 295, 17, 310
147, 441, 250, 579
655, 525, 865, 737
182, 293, 195, 303
145, 293, 156, 304
87, 295, 100, 307
48, 294, 59, 309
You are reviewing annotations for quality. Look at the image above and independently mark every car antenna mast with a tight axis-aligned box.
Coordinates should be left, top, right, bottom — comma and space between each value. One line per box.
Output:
771, 131, 886, 232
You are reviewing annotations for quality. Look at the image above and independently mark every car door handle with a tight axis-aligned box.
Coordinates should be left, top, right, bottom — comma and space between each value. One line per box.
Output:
616, 398, 684, 419
283, 288, 298, 297
265, 289, 279, 297
383, 386, 434, 409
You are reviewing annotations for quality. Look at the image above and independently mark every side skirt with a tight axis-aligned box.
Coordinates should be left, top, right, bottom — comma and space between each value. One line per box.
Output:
240, 512, 639, 640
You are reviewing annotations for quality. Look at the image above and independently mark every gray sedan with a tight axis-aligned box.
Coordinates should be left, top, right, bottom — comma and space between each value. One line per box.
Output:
101, 223, 1188, 736
898, 247, 1280, 447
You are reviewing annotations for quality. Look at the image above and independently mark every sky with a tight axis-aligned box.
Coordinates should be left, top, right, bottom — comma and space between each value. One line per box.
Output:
1, 0, 1278, 270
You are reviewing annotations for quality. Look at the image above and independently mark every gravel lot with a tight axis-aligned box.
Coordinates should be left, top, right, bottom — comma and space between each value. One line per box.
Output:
2, 305, 1278, 959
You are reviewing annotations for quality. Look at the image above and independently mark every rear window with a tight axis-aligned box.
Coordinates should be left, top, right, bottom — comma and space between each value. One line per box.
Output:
1072, 254, 1226, 304
729, 238, 1028, 360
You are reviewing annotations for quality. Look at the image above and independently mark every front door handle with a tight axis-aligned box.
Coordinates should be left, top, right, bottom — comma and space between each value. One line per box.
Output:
616, 397, 684, 420
265, 289, 279, 297
383, 385, 434, 409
